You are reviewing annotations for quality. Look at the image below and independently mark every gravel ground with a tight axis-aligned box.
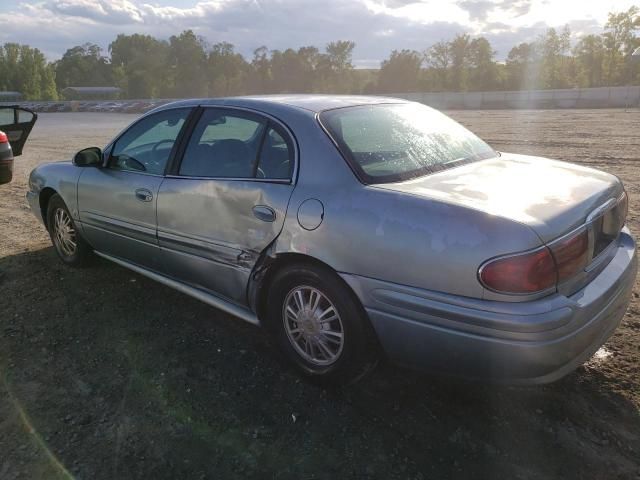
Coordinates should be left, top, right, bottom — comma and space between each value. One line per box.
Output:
0, 110, 639, 480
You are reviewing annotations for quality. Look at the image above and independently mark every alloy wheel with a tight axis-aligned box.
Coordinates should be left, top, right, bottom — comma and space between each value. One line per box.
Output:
282, 285, 345, 366
53, 208, 77, 257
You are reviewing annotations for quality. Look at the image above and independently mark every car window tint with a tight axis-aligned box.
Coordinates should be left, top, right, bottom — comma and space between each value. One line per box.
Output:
0, 108, 14, 125
180, 109, 265, 178
18, 109, 34, 123
256, 127, 293, 179
110, 108, 190, 175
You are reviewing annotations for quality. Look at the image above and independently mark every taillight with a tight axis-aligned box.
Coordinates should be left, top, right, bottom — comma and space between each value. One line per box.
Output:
480, 193, 627, 296
549, 228, 589, 282
479, 247, 557, 294
0, 131, 7, 143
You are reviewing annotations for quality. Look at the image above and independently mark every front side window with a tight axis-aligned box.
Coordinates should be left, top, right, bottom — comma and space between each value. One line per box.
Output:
110, 108, 190, 175
319, 103, 496, 184
180, 109, 266, 178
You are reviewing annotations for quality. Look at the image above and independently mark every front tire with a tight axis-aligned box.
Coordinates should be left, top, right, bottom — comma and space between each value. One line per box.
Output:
46, 194, 92, 267
265, 263, 378, 384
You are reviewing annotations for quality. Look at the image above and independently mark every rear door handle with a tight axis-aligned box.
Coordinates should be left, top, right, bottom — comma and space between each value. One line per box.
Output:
135, 188, 153, 202
252, 205, 276, 222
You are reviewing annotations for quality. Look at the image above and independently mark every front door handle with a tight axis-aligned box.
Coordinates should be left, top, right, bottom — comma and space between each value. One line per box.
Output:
135, 188, 153, 202
252, 205, 276, 222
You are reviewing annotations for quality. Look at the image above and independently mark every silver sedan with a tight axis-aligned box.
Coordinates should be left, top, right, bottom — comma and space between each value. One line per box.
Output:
27, 96, 637, 384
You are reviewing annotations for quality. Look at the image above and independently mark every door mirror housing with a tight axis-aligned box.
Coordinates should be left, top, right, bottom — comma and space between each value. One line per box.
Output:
73, 147, 103, 167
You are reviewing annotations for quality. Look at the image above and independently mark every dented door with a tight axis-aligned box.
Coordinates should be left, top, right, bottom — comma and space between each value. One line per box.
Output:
156, 178, 293, 303
155, 107, 296, 304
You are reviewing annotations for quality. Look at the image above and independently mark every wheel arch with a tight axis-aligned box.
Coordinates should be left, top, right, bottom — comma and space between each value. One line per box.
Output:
39, 187, 58, 228
252, 252, 374, 337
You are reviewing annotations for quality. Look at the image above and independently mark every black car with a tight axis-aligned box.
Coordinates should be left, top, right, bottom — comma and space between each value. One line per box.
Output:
0, 106, 37, 184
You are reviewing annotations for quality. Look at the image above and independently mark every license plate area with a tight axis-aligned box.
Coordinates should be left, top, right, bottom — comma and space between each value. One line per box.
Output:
589, 193, 627, 261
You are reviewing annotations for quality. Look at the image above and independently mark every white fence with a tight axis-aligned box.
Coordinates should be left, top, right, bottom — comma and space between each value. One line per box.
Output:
3, 86, 640, 111
389, 86, 640, 109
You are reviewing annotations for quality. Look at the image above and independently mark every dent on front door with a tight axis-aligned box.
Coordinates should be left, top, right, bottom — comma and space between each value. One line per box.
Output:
156, 179, 293, 303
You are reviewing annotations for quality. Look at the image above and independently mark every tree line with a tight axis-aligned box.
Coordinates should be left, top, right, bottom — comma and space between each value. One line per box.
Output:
0, 6, 637, 100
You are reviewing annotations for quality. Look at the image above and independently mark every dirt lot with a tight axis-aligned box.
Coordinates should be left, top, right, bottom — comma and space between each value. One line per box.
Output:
1, 110, 639, 480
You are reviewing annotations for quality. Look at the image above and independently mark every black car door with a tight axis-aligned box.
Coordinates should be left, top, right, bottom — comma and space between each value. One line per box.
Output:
0, 106, 37, 156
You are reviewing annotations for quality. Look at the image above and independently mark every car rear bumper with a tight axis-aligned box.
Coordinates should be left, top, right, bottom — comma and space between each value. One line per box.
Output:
341, 228, 637, 384
0, 158, 13, 184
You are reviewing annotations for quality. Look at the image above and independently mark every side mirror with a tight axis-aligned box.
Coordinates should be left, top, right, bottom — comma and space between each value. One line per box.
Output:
73, 147, 103, 167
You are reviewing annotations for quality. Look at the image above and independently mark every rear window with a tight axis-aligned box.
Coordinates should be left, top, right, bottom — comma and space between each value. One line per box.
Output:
319, 103, 496, 184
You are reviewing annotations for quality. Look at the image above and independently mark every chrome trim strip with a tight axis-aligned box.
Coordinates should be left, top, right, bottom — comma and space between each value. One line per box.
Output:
157, 228, 241, 267
81, 211, 157, 244
94, 251, 260, 326
164, 175, 291, 184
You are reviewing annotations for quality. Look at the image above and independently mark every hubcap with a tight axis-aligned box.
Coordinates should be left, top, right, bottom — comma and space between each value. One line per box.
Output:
53, 208, 77, 257
283, 286, 344, 366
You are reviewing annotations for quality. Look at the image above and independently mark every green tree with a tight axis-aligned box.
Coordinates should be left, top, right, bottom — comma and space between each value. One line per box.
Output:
573, 35, 605, 87
0, 43, 57, 99
448, 34, 471, 91
505, 42, 537, 90
249, 46, 272, 93
602, 6, 639, 84
207, 42, 249, 96
377, 49, 423, 93
315, 40, 355, 93
167, 31, 207, 97
538, 26, 572, 88
109, 34, 169, 98
424, 41, 451, 90
270, 46, 319, 93
54, 43, 112, 90
467, 37, 498, 91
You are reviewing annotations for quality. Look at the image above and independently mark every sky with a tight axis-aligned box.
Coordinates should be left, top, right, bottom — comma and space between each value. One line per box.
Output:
0, 0, 636, 67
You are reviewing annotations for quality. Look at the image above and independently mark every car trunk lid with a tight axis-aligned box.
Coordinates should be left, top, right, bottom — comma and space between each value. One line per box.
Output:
374, 153, 624, 244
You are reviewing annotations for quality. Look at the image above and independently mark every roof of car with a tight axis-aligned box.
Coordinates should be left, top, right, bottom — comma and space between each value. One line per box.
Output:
62, 86, 122, 93
156, 94, 411, 114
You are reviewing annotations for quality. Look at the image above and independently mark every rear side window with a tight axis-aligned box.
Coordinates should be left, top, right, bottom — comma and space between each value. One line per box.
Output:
179, 108, 294, 180
180, 109, 265, 178
256, 127, 293, 180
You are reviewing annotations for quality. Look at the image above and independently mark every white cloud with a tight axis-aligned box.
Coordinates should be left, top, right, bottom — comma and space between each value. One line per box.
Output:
0, 0, 634, 64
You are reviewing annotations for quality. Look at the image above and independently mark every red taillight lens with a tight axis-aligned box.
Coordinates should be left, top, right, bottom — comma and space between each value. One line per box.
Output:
480, 247, 557, 294
549, 228, 589, 282
0, 131, 7, 143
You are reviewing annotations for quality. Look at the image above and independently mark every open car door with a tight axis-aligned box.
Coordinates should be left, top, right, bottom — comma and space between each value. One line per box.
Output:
0, 106, 37, 156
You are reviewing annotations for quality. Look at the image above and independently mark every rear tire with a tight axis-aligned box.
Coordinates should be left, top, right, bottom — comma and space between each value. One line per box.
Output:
46, 194, 92, 267
265, 263, 378, 385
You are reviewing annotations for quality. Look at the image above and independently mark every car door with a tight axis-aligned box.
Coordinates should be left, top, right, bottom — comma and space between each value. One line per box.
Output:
156, 107, 296, 304
77, 107, 193, 271
0, 106, 37, 156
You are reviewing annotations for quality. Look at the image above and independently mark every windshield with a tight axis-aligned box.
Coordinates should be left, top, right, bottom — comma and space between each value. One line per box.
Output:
319, 103, 496, 184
